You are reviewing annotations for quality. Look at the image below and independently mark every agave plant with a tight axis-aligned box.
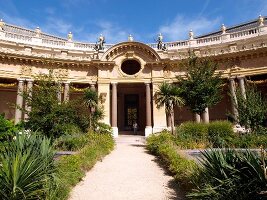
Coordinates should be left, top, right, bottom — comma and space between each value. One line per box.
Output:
0, 132, 57, 199
188, 149, 267, 200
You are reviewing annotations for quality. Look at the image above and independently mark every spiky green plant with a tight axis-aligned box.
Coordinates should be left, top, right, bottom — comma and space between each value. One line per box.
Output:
0, 132, 57, 199
188, 149, 267, 200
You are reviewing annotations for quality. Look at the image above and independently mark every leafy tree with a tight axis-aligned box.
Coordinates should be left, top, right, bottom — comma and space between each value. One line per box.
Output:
23, 71, 90, 138
178, 56, 223, 120
154, 82, 184, 134
235, 85, 267, 132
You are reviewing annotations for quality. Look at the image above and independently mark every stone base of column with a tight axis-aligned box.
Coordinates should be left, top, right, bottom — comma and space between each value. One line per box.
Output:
111, 127, 119, 138
145, 126, 153, 137
152, 126, 168, 134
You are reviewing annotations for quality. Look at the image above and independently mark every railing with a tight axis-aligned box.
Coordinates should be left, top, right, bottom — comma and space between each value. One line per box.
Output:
5, 32, 32, 42
0, 25, 265, 52
230, 28, 258, 38
42, 39, 66, 46
196, 35, 221, 44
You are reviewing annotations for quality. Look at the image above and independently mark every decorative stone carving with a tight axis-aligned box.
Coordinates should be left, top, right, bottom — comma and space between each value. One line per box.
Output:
0, 19, 5, 31
259, 15, 264, 26
128, 34, 134, 42
221, 24, 226, 34
21, 65, 32, 76
35, 27, 41, 37
67, 32, 73, 42
189, 30, 194, 40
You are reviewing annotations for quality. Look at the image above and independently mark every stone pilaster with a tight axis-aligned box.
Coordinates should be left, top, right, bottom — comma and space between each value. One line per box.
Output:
229, 78, 239, 122
24, 79, 33, 120
152, 83, 167, 133
111, 82, 118, 137
145, 83, 152, 137
15, 79, 25, 124
63, 82, 70, 101
98, 83, 110, 125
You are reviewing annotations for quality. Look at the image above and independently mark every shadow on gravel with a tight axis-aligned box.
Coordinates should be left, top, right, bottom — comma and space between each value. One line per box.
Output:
130, 144, 146, 148
151, 156, 187, 200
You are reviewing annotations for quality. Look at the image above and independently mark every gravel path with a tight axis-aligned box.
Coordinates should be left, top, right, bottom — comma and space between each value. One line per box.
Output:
69, 135, 184, 200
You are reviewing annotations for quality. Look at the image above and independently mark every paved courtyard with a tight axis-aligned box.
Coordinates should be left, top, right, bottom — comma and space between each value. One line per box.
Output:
69, 135, 184, 200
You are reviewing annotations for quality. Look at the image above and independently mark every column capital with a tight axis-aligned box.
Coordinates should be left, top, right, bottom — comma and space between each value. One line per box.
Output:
237, 76, 245, 80
63, 81, 71, 84
111, 82, 118, 85
17, 78, 25, 82
26, 79, 34, 82
228, 76, 236, 81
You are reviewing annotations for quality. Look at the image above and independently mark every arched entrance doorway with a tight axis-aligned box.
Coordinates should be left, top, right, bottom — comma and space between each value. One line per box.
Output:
117, 83, 146, 135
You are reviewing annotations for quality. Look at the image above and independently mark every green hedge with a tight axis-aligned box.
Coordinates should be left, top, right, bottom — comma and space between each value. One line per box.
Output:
207, 121, 235, 148
147, 131, 197, 190
174, 121, 267, 149
54, 133, 115, 199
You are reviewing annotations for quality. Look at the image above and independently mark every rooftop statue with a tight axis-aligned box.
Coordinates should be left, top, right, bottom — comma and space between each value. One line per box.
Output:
157, 33, 167, 51
94, 34, 105, 51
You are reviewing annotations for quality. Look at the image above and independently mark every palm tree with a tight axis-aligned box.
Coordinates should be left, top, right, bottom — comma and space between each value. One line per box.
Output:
83, 88, 98, 128
154, 82, 184, 135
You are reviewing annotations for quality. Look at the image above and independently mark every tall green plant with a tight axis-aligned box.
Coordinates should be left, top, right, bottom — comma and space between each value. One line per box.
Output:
0, 132, 57, 199
83, 88, 103, 130
178, 56, 223, 119
235, 85, 267, 132
188, 149, 267, 200
154, 82, 184, 134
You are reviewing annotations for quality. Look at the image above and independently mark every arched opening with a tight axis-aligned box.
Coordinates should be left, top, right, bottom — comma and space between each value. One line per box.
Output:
121, 60, 141, 75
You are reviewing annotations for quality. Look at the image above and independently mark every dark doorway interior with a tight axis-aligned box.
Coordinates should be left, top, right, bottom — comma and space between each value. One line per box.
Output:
117, 83, 146, 135
124, 94, 139, 130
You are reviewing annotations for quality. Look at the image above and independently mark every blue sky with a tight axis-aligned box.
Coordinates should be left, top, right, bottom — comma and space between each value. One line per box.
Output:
0, 0, 266, 43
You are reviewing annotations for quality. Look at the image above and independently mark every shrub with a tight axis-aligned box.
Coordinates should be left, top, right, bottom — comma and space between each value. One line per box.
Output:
188, 149, 267, 200
0, 114, 17, 142
207, 121, 235, 148
54, 133, 89, 151
95, 122, 112, 134
54, 133, 114, 199
0, 132, 56, 199
147, 132, 196, 190
175, 122, 209, 149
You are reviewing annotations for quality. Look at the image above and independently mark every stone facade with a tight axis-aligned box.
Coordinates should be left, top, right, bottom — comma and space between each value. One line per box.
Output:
0, 17, 267, 137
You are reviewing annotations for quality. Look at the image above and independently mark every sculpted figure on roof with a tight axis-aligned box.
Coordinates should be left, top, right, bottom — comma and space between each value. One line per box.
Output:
94, 34, 105, 51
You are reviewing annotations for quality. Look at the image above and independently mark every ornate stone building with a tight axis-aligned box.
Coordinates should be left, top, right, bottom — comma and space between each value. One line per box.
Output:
0, 16, 267, 137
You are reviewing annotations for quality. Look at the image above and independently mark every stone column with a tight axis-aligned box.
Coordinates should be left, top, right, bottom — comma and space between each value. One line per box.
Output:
238, 76, 246, 99
15, 79, 24, 124
57, 82, 62, 103
24, 79, 33, 121
63, 82, 70, 102
229, 78, 239, 122
111, 82, 118, 137
194, 113, 201, 123
145, 83, 152, 137
201, 107, 209, 123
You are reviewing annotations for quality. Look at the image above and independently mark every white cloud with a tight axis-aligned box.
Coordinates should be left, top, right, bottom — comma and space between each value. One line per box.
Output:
157, 15, 221, 41
0, 11, 35, 29
86, 20, 132, 44
42, 17, 72, 36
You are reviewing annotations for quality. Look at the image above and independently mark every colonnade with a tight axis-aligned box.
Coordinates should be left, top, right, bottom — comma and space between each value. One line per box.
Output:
13, 76, 247, 136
